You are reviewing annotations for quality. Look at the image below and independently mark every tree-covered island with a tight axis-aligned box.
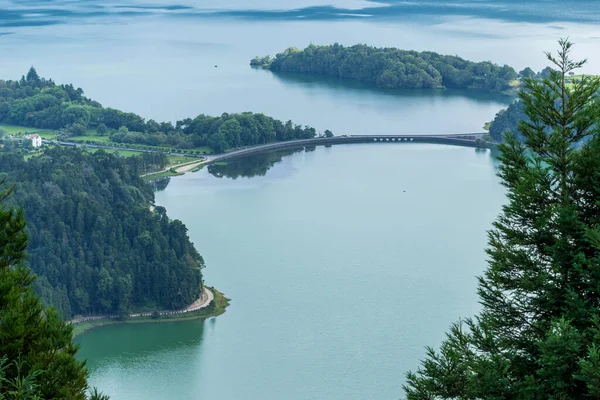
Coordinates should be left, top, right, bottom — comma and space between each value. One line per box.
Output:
251, 43, 521, 93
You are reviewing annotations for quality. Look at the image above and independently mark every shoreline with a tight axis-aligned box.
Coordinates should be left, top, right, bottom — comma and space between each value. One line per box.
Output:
71, 287, 230, 337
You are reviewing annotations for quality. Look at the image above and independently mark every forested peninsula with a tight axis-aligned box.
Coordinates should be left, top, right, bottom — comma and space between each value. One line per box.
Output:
251, 43, 521, 92
0, 68, 335, 320
0, 68, 323, 154
0, 147, 203, 319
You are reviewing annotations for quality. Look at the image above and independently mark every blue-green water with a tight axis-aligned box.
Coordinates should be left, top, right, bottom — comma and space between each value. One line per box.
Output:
20, 0, 597, 398
77, 144, 506, 399
2, 1, 599, 135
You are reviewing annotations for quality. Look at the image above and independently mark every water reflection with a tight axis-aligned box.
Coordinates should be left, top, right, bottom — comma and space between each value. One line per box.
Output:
76, 319, 206, 368
149, 144, 501, 186
262, 68, 516, 104
150, 177, 171, 192
207, 148, 304, 179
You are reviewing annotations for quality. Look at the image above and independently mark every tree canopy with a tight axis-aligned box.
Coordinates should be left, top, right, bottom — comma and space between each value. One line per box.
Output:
0, 181, 108, 399
488, 99, 527, 142
252, 43, 520, 92
0, 73, 323, 153
0, 147, 203, 318
487, 67, 600, 142
404, 40, 600, 399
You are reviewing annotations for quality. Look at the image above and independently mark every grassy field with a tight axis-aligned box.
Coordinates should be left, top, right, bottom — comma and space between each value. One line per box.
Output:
68, 133, 110, 143
71, 287, 230, 337
0, 124, 215, 155
0, 123, 55, 137
83, 147, 145, 157
25, 143, 199, 162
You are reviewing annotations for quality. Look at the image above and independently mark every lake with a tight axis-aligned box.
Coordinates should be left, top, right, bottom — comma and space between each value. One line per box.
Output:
2, 1, 599, 135
78, 144, 505, 400
10, 0, 597, 398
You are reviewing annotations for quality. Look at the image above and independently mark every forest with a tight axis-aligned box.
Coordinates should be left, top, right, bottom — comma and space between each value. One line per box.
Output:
488, 99, 527, 142
251, 43, 520, 92
404, 39, 600, 400
0, 68, 322, 153
486, 67, 595, 142
0, 147, 204, 318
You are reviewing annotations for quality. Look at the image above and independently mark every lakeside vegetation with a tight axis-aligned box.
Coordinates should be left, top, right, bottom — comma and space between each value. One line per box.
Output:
487, 72, 599, 142
0, 68, 329, 154
71, 287, 230, 337
0, 147, 204, 319
404, 40, 600, 399
251, 43, 521, 92
0, 182, 108, 399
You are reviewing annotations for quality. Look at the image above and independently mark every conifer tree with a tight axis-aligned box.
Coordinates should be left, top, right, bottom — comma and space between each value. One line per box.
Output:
0, 181, 107, 399
404, 39, 600, 399
25, 67, 40, 84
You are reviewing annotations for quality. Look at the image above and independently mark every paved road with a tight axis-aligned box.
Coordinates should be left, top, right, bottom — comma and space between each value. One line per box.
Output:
27, 132, 490, 176
183, 287, 214, 312
69, 287, 214, 324
203, 133, 489, 165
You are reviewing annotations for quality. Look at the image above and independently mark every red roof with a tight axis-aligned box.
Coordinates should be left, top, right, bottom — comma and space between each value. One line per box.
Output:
30, 134, 40, 139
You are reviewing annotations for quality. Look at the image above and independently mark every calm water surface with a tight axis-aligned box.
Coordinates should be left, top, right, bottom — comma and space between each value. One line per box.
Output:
20, 1, 597, 398
78, 144, 505, 399
1, 2, 599, 134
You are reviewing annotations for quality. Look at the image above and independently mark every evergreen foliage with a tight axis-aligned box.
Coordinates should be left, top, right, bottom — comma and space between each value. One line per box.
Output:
487, 99, 527, 142
488, 68, 598, 142
253, 43, 519, 92
0, 181, 107, 399
404, 40, 600, 399
0, 147, 203, 318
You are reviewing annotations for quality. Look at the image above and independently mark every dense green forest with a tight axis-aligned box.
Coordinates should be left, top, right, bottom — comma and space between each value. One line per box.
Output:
0, 68, 322, 153
404, 40, 600, 399
488, 99, 527, 141
0, 147, 203, 318
487, 68, 596, 142
0, 182, 108, 399
251, 43, 520, 92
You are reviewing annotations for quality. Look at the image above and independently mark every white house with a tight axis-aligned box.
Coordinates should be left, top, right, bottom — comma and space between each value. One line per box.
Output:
26, 134, 42, 148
